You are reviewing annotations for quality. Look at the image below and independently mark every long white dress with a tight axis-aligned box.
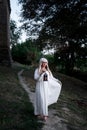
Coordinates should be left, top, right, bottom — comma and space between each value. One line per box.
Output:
34, 68, 62, 116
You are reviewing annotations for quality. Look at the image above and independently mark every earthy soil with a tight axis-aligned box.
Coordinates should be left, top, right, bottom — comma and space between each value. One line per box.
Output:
20, 67, 87, 130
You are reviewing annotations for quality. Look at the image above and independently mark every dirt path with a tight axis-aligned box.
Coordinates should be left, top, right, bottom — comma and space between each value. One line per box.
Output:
18, 69, 87, 130
18, 70, 35, 105
18, 69, 69, 130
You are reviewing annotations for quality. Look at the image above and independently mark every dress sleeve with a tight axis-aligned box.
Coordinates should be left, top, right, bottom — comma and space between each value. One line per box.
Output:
34, 68, 47, 81
50, 72, 62, 86
34, 68, 40, 80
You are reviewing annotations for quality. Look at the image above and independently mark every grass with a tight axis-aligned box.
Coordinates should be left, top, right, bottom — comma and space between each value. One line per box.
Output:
1, 63, 86, 130
22, 67, 87, 130
50, 88, 87, 129
0, 65, 43, 130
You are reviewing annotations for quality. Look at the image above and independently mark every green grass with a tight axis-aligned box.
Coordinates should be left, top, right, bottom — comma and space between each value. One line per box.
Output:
22, 66, 87, 130
49, 89, 87, 129
0, 66, 43, 130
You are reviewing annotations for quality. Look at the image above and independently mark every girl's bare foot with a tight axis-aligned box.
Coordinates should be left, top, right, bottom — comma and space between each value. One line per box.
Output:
43, 116, 48, 121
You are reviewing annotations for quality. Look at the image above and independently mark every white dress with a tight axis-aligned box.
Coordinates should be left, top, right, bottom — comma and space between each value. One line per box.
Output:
34, 68, 62, 116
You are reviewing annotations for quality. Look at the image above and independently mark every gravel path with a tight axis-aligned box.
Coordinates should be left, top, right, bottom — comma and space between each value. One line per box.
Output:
18, 69, 69, 130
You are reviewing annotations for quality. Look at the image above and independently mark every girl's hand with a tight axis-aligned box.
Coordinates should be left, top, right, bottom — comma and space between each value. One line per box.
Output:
39, 67, 46, 75
41, 67, 46, 72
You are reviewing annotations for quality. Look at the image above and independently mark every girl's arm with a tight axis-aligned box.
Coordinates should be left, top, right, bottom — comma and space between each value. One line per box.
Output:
34, 68, 40, 80
34, 68, 44, 81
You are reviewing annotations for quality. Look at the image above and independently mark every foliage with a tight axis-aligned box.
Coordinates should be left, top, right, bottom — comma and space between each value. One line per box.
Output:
54, 44, 87, 72
18, 0, 87, 72
11, 40, 41, 65
10, 20, 21, 46
18, 0, 87, 41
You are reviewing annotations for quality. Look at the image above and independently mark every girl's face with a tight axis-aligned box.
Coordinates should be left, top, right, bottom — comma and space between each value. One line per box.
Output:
41, 62, 48, 68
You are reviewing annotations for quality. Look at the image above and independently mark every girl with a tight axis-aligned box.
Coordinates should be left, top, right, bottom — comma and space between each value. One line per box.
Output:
34, 58, 62, 121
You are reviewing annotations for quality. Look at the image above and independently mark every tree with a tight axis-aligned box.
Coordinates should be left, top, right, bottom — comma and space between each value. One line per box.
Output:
10, 20, 21, 46
18, 0, 87, 38
18, 0, 87, 72
11, 39, 41, 64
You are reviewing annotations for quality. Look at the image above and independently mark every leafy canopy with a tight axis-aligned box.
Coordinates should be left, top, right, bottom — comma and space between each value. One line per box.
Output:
18, 0, 87, 43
